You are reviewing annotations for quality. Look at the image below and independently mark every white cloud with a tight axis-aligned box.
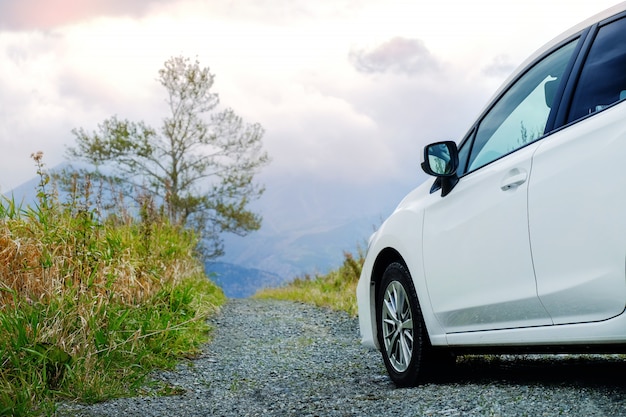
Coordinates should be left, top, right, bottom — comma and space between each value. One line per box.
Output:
349, 37, 441, 75
0, 0, 621, 195
0, 0, 174, 30
483, 54, 518, 78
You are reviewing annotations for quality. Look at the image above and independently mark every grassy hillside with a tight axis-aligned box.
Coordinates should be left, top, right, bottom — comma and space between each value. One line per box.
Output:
0, 155, 225, 416
254, 249, 364, 317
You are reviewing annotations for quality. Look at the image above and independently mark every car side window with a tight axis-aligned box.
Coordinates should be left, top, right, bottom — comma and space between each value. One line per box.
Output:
466, 41, 578, 172
567, 16, 626, 123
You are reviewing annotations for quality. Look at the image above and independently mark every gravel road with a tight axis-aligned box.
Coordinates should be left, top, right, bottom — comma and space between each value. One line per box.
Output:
57, 298, 626, 416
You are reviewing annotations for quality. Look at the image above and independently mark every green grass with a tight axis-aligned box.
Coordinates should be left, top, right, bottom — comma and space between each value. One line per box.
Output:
0, 153, 226, 416
254, 250, 364, 317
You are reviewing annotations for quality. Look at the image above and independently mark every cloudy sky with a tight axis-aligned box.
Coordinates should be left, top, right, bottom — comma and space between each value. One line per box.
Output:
0, 0, 620, 194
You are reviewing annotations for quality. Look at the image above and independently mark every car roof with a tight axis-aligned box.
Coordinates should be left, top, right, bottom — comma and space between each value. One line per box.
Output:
489, 2, 626, 106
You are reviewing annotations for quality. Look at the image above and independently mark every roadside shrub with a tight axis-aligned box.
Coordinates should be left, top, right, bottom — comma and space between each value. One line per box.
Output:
0, 153, 225, 416
254, 249, 364, 316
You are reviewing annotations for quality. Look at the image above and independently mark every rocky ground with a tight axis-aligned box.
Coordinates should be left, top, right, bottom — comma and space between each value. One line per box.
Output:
57, 298, 626, 416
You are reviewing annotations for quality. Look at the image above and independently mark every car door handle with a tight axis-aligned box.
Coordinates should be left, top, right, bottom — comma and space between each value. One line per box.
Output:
500, 169, 528, 191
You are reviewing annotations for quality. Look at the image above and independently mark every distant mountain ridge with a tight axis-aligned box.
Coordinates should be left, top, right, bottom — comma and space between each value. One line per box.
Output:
6, 166, 420, 298
206, 261, 284, 298
214, 174, 412, 295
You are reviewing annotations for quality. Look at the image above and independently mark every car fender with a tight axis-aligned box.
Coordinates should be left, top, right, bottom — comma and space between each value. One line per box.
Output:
358, 181, 447, 349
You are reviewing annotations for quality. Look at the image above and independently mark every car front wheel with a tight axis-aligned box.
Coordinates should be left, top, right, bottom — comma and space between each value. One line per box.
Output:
377, 262, 431, 386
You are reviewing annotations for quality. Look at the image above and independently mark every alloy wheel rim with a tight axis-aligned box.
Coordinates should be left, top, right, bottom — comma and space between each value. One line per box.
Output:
382, 280, 414, 373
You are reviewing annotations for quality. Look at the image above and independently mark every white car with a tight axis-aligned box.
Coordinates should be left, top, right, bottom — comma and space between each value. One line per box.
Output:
357, 2, 626, 386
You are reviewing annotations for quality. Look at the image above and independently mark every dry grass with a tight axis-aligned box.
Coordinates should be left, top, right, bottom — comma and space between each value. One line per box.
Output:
0, 205, 198, 304
0, 154, 226, 416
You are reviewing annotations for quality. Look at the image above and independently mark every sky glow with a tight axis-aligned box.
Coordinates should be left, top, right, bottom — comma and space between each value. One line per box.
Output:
0, 0, 621, 193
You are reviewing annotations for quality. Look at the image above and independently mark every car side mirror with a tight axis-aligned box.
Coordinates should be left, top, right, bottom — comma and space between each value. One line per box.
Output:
421, 141, 459, 177
421, 141, 459, 197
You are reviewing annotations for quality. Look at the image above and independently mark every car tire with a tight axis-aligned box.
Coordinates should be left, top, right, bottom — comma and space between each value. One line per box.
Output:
377, 262, 432, 387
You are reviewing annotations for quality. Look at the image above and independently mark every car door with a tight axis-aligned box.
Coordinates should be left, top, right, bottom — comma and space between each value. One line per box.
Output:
422, 40, 580, 333
530, 15, 626, 324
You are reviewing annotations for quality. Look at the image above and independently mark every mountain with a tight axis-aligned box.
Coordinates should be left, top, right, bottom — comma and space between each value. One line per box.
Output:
6, 167, 421, 298
206, 261, 284, 298
211, 174, 419, 297
4, 175, 39, 207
